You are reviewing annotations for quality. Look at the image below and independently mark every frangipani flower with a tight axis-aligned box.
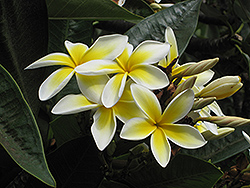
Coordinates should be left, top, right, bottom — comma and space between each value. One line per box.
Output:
75, 41, 170, 108
51, 76, 144, 150
120, 84, 207, 167
25, 34, 128, 101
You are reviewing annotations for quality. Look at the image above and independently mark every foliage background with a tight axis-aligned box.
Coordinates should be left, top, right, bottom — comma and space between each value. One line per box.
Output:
0, 0, 250, 187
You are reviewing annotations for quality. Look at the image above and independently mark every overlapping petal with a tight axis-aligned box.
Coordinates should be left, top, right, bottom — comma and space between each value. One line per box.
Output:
64, 40, 88, 66
81, 34, 128, 63
51, 94, 100, 115
131, 84, 161, 122
161, 124, 207, 149
127, 41, 170, 69
117, 43, 133, 70
199, 107, 218, 135
75, 60, 124, 75
25, 53, 75, 69
194, 70, 214, 87
160, 89, 194, 124
129, 65, 169, 90
114, 101, 147, 123
165, 27, 178, 66
39, 67, 75, 101
208, 101, 225, 116
120, 117, 156, 140
102, 73, 128, 108
151, 128, 171, 168
76, 73, 109, 104
91, 107, 116, 151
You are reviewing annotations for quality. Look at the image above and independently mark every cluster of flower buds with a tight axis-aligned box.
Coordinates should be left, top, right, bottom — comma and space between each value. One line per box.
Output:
25, 26, 247, 168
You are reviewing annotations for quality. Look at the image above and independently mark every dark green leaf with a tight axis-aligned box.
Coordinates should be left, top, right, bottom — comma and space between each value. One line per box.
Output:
0, 65, 55, 187
50, 115, 88, 148
0, 0, 48, 116
123, 154, 223, 188
46, 0, 143, 23
126, 0, 202, 56
47, 136, 103, 188
123, 0, 154, 18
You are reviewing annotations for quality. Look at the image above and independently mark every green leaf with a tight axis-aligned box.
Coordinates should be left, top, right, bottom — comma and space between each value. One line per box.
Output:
0, 65, 56, 187
126, 0, 202, 56
46, 0, 143, 23
123, 154, 223, 188
0, 0, 48, 115
50, 115, 88, 148
47, 136, 103, 187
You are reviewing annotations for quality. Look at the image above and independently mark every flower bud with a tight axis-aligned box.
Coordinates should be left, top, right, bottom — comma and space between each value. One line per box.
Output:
172, 76, 197, 98
202, 127, 235, 141
195, 116, 250, 128
172, 57, 219, 78
192, 97, 216, 111
195, 76, 243, 100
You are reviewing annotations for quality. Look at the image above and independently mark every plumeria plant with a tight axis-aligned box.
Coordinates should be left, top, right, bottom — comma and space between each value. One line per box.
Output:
2, 0, 250, 188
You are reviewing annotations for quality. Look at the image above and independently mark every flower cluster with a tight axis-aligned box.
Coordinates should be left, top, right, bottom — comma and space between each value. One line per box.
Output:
26, 27, 245, 167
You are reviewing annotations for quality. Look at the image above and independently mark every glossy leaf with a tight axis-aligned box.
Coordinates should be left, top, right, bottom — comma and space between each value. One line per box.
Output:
0, 65, 55, 187
123, 154, 222, 188
0, 0, 48, 115
126, 0, 202, 56
46, 0, 143, 23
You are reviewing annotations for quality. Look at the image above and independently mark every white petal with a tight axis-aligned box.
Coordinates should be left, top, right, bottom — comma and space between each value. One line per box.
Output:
75, 60, 123, 75
161, 124, 207, 149
101, 73, 127, 108
76, 73, 109, 104
151, 128, 171, 167
51, 94, 100, 115
91, 107, 116, 151
129, 64, 169, 90
82, 34, 128, 62
120, 117, 156, 140
160, 89, 194, 124
165, 27, 178, 67
39, 67, 75, 101
131, 84, 162, 123
128, 40, 170, 68
25, 53, 75, 69
242, 131, 250, 145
